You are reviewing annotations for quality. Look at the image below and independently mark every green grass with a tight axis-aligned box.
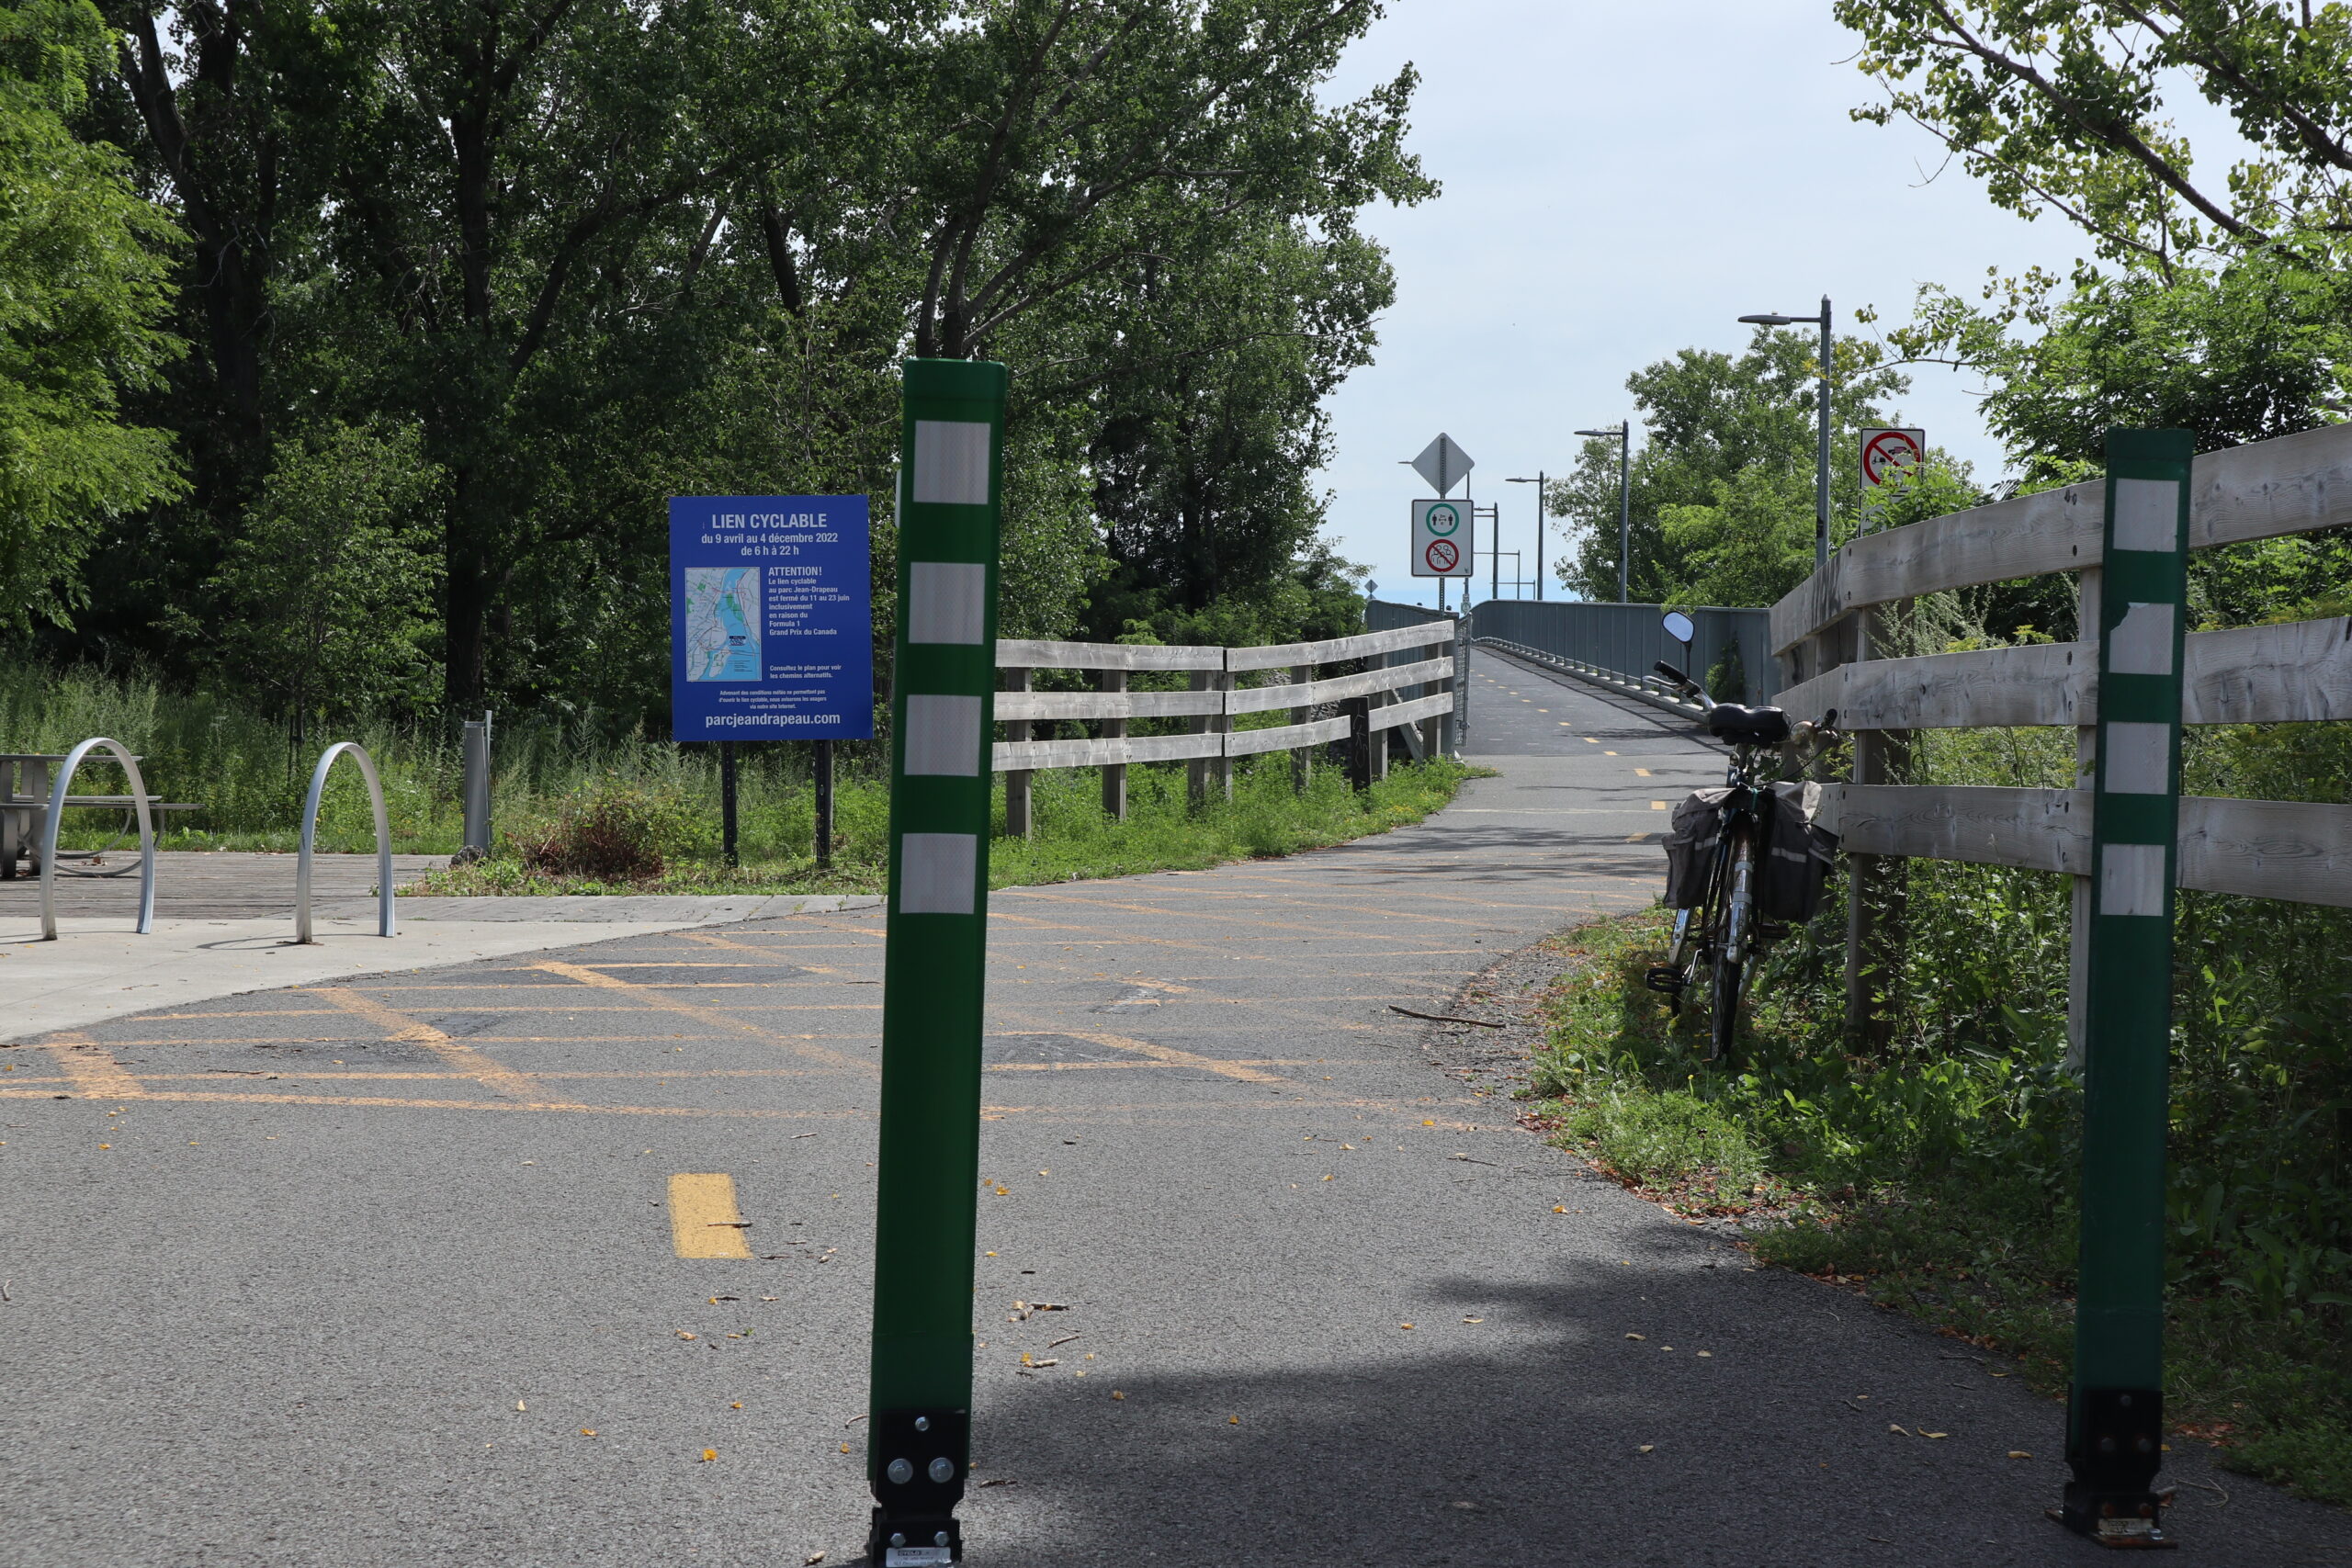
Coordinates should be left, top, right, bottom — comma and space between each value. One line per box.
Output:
1523, 907, 2352, 1507
404, 754, 1480, 896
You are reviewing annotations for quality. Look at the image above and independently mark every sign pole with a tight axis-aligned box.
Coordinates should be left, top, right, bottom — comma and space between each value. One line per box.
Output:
864, 357, 1005, 1568
815, 738, 834, 870
2056, 426, 2191, 1547
718, 740, 740, 868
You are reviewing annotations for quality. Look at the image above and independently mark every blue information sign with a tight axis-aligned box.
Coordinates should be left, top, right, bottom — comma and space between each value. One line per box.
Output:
669, 494, 874, 741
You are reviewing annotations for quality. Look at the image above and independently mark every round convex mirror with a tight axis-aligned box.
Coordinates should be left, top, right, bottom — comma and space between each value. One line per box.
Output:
1660, 610, 1696, 645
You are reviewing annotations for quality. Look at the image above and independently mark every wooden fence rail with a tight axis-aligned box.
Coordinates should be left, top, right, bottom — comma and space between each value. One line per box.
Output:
1768, 419, 2352, 1045
993, 620, 1463, 836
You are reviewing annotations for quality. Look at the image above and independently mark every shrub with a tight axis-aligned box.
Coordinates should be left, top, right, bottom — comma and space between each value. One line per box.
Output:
510, 778, 698, 882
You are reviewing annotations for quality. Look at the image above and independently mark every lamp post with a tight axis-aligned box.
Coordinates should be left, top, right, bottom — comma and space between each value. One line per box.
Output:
1574, 424, 1632, 603
1504, 474, 1546, 600
1738, 295, 1833, 573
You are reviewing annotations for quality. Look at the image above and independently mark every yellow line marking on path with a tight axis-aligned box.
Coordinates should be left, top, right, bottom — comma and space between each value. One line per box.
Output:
580, 962, 790, 969
670, 1173, 754, 1258
0, 1086, 858, 1118
999, 887, 1406, 939
1195, 874, 1643, 919
531, 962, 875, 1073
1650, 801, 1668, 809
992, 1026, 1284, 1085
0, 1084, 1482, 1125
319, 988, 541, 1099
986, 912, 1285, 964
1635, 768, 1653, 777
1051, 887, 1521, 933
40, 1034, 144, 1099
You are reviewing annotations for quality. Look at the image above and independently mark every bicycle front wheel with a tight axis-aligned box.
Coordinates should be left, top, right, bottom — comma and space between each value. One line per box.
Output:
1707, 830, 1756, 1062
1709, 946, 1744, 1062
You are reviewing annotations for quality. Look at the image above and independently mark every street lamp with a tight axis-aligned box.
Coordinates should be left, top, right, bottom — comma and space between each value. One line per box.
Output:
1574, 424, 1632, 604
1738, 295, 1833, 573
1503, 475, 1544, 600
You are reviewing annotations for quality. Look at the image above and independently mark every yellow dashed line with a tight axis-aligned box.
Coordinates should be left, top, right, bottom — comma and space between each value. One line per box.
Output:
668, 1173, 754, 1258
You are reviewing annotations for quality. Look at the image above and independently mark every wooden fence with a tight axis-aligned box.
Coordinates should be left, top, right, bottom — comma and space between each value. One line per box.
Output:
1769, 419, 2352, 1042
993, 620, 1464, 836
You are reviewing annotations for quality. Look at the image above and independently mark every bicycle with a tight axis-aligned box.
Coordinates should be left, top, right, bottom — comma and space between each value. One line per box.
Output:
1644, 658, 1838, 1063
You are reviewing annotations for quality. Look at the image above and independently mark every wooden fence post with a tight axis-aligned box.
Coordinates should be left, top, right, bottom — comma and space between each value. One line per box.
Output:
1211, 663, 1233, 802
1342, 696, 1372, 791
1844, 604, 1913, 1046
2067, 565, 2101, 1070
1290, 662, 1313, 790
1099, 667, 1127, 820
1002, 667, 1032, 839
1186, 670, 1211, 808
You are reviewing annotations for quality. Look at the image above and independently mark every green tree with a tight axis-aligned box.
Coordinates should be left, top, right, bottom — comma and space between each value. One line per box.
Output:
72, 0, 1427, 728
1080, 215, 1396, 645
1548, 329, 1908, 605
0, 0, 181, 633
192, 423, 443, 749
1837, 1, 2352, 269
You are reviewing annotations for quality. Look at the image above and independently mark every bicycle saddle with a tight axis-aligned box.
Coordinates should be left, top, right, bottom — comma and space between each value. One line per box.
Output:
1704, 704, 1791, 745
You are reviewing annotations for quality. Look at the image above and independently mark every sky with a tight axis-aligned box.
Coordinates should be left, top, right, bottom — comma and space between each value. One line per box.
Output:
1314, 2, 2097, 608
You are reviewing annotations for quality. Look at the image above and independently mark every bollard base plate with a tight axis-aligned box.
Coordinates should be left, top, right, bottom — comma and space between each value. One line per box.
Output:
866, 1510, 960, 1565
2046, 1489, 2178, 1550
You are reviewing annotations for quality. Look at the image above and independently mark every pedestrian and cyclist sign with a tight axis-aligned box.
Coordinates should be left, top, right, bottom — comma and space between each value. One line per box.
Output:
1411, 498, 1474, 577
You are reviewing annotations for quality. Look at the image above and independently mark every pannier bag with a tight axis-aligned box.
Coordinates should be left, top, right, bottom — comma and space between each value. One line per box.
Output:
1757, 779, 1838, 921
1662, 788, 1734, 908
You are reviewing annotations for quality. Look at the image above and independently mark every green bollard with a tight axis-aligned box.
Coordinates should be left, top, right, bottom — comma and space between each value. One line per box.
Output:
862, 358, 1006, 1567
2056, 428, 2191, 1548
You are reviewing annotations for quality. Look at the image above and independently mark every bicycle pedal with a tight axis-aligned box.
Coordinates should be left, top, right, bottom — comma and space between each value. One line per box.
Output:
1643, 966, 1687, 995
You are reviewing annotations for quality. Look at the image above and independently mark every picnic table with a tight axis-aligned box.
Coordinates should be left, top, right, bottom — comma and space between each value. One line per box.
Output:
0, 753, 198, 880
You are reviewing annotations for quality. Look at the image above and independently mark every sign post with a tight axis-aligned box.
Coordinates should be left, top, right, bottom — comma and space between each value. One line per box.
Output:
2057, 428, 2191, 1547
864, 358, 1006, 1567
669, 492, 875, 858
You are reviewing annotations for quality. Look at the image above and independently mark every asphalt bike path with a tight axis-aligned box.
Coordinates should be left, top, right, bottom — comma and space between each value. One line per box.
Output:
2, 649, 2341, 1565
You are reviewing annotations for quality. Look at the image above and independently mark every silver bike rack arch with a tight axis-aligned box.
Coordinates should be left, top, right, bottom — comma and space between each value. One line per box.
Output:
294, 742, 397, 942
40, 737, 158, 940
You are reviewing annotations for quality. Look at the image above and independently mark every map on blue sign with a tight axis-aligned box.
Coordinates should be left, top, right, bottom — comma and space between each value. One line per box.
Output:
669, 494, 875, 742
684, 567, 763, 681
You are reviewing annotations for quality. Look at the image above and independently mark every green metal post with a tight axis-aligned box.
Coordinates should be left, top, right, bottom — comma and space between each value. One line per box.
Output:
864, 358, 1006, 1567
2058, 427, 2191, 1547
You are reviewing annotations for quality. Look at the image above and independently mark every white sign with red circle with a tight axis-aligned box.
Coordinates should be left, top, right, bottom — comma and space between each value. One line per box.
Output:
1860, 427, 1927, 488
1411, 498, 1473, 576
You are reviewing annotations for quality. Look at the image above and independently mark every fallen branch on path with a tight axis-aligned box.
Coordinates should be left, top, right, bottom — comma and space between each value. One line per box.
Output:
1388, 1005, 1505, 1029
